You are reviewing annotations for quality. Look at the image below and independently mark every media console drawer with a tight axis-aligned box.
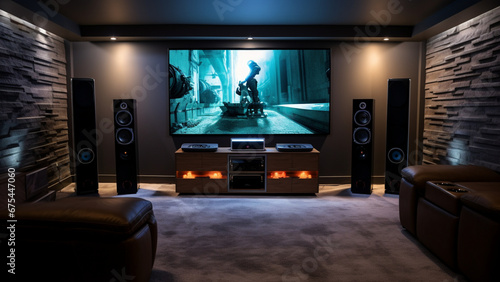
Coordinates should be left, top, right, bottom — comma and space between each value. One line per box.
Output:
175, 147, 319, 194
176, 178, 227, 194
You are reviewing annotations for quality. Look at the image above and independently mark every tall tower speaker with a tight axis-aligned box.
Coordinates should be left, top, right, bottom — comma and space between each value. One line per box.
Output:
351, 99, 374, 194
114, 99, 139, 194
71, 78, 99, 195
385, 78, 410, 194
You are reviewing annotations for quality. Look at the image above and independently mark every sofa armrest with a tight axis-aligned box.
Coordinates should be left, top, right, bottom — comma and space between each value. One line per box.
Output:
399, 165, 500, 236
461, 189, 500, 221
402, 165, 500, 194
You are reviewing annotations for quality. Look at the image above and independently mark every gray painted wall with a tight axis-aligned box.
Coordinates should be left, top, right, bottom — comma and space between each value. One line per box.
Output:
70, 40, 424, 183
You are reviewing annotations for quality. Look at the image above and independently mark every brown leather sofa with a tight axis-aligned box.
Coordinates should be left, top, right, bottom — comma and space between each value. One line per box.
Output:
400, 165, 500, 282
1, 197, 157, 282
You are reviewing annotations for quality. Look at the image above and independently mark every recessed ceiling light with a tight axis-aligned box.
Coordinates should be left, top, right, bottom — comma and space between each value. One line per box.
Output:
110, 37, 117, 41
383, 38, 389, 41
247, 37, 253, 40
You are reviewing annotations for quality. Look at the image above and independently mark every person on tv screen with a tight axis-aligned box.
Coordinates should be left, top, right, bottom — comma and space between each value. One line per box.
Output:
238, 60, 265, 117
242, 60, 261, 103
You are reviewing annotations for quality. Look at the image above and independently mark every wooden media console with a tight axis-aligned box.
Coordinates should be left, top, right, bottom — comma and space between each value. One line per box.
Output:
175, 147, 319, 194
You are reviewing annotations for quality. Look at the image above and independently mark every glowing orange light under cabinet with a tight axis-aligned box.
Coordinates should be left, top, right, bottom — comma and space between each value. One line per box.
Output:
181, 171, 224, 179
271, 171, 287, 179
299, 172, 312, 179
210, 172, 223, 179
183, 171, 195, 179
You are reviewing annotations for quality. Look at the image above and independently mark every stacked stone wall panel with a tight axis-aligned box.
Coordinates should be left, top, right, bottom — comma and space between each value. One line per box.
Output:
424, 6, 500, 172
0, 12, 70, 190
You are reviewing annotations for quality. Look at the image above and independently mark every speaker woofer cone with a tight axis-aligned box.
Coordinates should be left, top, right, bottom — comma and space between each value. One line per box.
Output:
116, 128, 134, 145
354, 110, 371, 126
353, 127, 371, 144
115, 110, 133, 126
77, 148, 95, 164
388, 148, 405, 164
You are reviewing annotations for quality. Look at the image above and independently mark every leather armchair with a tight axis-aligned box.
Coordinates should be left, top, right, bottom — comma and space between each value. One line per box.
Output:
1, 197, 157, 282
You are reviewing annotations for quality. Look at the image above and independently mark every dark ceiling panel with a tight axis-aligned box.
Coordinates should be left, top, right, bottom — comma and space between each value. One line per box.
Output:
5, 0, 499, 40
48, 0, 457, 26
80, 24, 414, 39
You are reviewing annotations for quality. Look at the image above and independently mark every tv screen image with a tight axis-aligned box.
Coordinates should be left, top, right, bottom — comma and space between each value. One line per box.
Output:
169, 49, 330, 135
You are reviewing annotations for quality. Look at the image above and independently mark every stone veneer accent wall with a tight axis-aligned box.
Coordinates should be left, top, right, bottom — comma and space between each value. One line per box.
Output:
0, 11, 70, 189
424, 6, 500, 171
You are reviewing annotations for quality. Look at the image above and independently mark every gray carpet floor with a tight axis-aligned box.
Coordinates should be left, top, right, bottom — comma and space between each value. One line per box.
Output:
57, 184, 466, 282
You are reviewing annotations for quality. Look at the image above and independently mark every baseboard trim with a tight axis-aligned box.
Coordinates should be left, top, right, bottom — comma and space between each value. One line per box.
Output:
49, 175, 72, 191
70, 174, 386, 185
97, 174, 176, 184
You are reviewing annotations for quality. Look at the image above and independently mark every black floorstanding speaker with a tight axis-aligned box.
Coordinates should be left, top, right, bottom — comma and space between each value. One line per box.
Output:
385, 78, 410, 194
351, 99, 374, 194
114, 99, 139, 194
71, 78, 99, 195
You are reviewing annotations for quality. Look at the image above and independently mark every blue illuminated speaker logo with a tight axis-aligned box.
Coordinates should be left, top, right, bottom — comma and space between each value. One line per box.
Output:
77, 148, 95, 164
388, 148, 405, 164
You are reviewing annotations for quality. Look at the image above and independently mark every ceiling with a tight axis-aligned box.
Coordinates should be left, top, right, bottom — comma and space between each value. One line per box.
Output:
1, 0, 499, 41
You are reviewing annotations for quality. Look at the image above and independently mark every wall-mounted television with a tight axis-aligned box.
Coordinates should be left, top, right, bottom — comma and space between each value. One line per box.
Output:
168, 48, 331, 135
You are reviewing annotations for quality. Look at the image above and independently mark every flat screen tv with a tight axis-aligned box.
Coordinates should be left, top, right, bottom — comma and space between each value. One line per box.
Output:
169, 48, 331, 135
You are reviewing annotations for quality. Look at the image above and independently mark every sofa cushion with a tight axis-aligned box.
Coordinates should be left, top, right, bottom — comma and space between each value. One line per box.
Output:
14, 197, 155, 240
